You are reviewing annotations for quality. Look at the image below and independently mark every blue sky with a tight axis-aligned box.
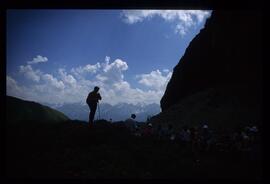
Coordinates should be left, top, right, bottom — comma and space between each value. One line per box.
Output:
6, 10, 211, 105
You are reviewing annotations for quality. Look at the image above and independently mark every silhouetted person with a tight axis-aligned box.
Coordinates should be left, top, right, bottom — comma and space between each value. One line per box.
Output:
156, 124, 163, 139
125, 114, 137, 132
201, 124, 212, 152
86, 86, 102, 127
190, 127, 201, 163
142, 123, 153, 137
179, 125, 191, 148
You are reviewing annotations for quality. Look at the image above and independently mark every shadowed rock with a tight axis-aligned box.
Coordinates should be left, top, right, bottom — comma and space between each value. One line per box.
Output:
152, 10, 262, 130
161, 10, 262, 112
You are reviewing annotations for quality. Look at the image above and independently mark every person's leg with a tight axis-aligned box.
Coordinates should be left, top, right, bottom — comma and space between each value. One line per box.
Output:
89, 103, 97, 126
88, 104, 92, 125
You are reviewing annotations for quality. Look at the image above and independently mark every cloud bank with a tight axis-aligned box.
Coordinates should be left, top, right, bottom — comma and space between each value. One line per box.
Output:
121, 10, 211, 36
7, 56, 172, 106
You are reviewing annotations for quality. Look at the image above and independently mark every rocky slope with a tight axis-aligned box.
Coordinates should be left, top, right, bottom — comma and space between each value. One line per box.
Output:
153, 10, 262, 130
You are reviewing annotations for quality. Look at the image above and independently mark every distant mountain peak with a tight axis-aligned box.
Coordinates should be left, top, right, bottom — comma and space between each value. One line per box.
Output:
49, 101, 161, 122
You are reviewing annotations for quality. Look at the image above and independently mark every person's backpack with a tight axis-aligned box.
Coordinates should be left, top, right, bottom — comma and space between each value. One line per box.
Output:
86, 92, 94, 105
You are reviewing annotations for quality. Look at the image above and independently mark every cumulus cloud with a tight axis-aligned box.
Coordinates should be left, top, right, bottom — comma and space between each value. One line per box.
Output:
6, 76, 23, 97
58, 68, 77, 86
6, 75, 42, 101
71, 62, 100, 76
7, 57, 172, 105
163, 69, 170, 73
19, 65, 42, 82
121, 10, 211, 36
41, 74, 65, 90
100, 59, 128, 84
105, 56, 110, 62
103, 59, 128, 72
27, 55, 48, 64
136, 69, 172, 91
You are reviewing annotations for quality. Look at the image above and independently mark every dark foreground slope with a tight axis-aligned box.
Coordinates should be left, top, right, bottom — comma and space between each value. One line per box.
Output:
6, 96, 69, 123
6, 120, 262, 180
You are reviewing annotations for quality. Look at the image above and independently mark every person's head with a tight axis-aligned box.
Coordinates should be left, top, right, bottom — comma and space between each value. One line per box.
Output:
131, 114, 136, 119
94, 86, 100, 92
203, 124, 208, 129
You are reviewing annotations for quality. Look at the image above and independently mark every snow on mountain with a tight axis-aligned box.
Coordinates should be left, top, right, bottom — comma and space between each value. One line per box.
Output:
44, 102, 161, 122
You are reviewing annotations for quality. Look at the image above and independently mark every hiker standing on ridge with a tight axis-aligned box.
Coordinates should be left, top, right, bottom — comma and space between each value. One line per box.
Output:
86, 86, 102, 127
125, 114, 138, 133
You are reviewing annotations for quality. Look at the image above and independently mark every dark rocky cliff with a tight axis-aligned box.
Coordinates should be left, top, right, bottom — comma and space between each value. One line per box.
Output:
150, 10, 262, 130
161, 10, 262, 112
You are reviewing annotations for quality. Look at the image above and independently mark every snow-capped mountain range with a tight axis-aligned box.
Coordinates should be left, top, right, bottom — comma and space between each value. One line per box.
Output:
42, 102, 161, 122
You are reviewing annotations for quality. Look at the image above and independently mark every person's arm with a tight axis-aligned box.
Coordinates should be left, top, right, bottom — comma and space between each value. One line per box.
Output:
98, 93, 102, 100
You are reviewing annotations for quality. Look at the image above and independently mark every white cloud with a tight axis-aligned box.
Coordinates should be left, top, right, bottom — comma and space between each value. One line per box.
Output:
7, 75, 82, 104
41, 74, 65, 90
6, 76, 23, 97
6, 75, 42, 102
121, 10, 159, 24
27, 55, 48, 64
19, 65, 42, 82
121, 10, 211, 36
105, 56, 110, 62
84, 63, 101, 73
163, 69, 170, 73
58, 68, 77, 86
103, 59, 128, 72
71, 62, 101, 78
136, 69, 172, 91
99, 59, 128, 84
8, 57, 172, 106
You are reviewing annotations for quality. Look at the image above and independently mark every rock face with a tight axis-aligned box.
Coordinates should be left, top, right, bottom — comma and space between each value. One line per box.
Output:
161, 10, 262, 112
153, 10, 262, 130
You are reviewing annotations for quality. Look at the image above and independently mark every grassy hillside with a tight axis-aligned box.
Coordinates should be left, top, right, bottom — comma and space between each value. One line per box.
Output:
6, 96, 69, 124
